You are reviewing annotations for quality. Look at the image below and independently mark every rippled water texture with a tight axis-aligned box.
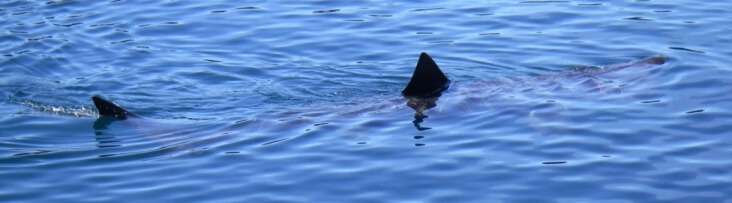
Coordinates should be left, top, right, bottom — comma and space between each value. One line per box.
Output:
1, 0, 731, 202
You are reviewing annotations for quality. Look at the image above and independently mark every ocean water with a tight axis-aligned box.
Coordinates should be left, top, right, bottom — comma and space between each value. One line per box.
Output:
1, 0, 731, 202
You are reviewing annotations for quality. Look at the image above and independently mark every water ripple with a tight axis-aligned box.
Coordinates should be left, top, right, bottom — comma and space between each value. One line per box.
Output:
0, 0, 731, 202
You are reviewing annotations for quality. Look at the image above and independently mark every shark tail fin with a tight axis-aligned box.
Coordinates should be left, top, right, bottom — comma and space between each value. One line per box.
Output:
92, 95, 134, 120
402, 52, 450, 98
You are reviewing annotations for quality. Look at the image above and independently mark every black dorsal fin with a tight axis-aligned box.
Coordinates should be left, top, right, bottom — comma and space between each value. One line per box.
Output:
402, 52, 450, 98
92, 95, 134, 120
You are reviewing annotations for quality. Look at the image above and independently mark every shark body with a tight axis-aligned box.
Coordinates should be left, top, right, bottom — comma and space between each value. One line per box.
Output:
91, 52, 667, 129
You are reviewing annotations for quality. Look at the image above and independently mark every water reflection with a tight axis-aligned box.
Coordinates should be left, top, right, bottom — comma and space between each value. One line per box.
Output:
407, 96, 440, 131
92, 116, 122, 148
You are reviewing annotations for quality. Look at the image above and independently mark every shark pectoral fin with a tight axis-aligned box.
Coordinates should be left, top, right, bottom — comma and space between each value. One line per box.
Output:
91, 95, 135, 120
402, 52, 450, 98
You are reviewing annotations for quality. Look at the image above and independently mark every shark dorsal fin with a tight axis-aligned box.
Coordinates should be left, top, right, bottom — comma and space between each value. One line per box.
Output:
92, 95, 134, 120
402, 52, 449, 98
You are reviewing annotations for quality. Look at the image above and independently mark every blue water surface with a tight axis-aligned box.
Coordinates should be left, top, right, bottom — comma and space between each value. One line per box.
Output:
1, 0, 731, 202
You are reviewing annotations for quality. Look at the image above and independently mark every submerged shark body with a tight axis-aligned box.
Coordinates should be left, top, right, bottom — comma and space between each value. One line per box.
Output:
91, 52, 667, 132
401, 52, 666, 123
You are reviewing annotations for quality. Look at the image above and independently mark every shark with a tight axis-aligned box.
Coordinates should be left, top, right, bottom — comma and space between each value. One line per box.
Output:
91, 52, 667, 131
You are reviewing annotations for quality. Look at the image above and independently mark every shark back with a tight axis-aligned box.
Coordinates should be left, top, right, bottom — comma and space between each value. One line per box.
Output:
402, 52, 450, 98
92, 95, 136, 120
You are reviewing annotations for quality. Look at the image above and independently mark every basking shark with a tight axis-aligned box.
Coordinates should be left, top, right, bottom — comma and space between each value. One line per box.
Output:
401, 52, 666, 129
91, 52, 667, 131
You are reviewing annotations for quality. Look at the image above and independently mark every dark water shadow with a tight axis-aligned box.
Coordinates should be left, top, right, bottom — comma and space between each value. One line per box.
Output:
92, 117, 123, 148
